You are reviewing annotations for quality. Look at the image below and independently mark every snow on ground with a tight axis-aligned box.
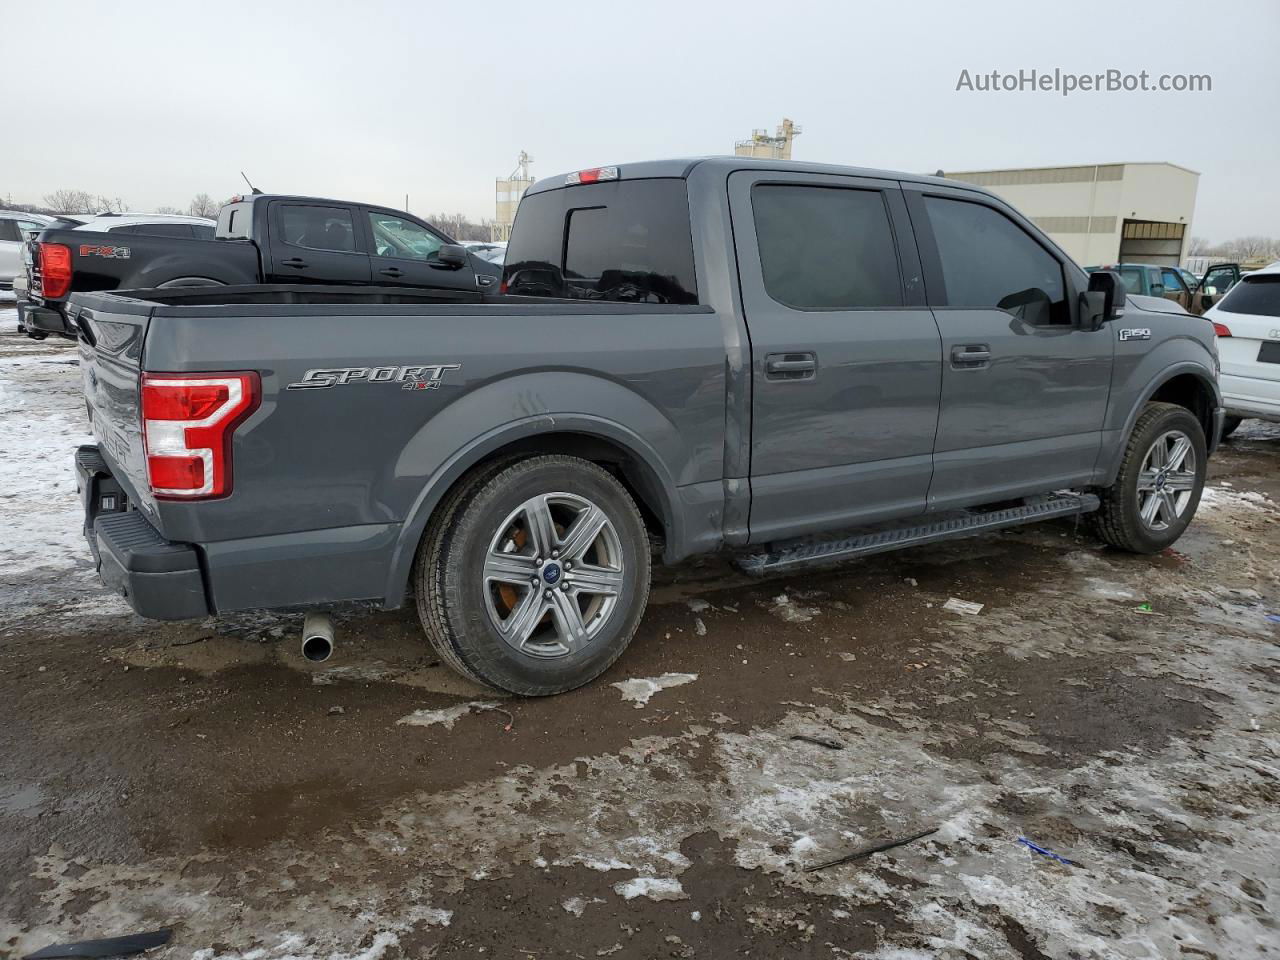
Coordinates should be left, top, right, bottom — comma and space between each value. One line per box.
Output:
0, 313, 96, 576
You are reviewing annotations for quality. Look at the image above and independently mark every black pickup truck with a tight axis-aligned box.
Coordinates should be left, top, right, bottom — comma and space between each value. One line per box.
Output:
22, 195, 500, 337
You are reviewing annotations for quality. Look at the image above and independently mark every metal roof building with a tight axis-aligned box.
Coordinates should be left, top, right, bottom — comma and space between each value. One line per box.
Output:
940, 162, 1199, 268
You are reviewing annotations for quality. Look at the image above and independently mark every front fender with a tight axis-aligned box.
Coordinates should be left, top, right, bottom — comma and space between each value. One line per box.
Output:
381, 371, 698, 609
1100, 351, 1221, 485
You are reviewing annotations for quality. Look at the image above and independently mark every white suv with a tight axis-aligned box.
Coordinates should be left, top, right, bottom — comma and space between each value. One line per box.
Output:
1206, 261, 1280, 436
0, 211, 54, 290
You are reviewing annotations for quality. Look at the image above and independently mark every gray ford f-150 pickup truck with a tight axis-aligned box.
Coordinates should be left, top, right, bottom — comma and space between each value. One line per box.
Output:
72, 157, 1223, 695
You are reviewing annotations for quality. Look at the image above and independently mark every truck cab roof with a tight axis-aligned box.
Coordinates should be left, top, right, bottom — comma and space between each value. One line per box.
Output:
526, 156, 984, 197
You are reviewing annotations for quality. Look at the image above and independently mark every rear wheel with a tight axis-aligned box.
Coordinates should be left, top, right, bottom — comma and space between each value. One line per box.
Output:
415, 455, 651, 695
1220, 416, 1243, 440
1093, 402, 1206, 554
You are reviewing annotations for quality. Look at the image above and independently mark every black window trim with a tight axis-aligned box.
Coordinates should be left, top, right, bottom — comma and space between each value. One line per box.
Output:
747, 180, 910, 313
904, 186, 1079, 318
272, 201, 366, 256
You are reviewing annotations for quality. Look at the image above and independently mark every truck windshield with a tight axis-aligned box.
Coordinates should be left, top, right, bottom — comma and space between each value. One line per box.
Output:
502, 178, 698, 304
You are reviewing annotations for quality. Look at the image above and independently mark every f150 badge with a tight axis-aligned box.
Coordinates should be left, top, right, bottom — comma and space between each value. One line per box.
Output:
286, 363, 462, 391
1118, 328, 1151, 341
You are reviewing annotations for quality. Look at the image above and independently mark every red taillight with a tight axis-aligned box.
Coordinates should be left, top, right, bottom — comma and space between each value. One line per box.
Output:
141, 372, 260, 499
38, 242, 72, 298
1212, 322, 1232, 337
565, 165, 619, 185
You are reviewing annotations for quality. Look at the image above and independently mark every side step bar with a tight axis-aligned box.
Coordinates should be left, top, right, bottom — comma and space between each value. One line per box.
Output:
735, 493, 1100, 577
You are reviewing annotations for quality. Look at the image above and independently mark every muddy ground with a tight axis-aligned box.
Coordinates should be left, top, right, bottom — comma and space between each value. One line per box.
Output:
1, 308, 1278, 959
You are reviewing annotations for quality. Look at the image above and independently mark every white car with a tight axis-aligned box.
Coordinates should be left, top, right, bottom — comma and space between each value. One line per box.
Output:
66, 212, 217, 239
1205, 260, 1280, 436
0, 211, 55, 290
460, 240, 507, 264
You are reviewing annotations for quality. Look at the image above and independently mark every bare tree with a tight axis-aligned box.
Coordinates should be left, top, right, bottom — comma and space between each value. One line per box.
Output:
42, 189, 95, 213
188, 193, 218, 218
96, 195, 128, 214
1187, 236, 1212, 256
426, 211, 490, 241
1229, 235, 1276, 260
154, 205, 183, 215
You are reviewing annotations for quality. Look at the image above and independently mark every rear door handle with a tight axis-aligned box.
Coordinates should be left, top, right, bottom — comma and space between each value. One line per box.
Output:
281, 257, 308, 269
379, 267, 404, 279
765, 353, 817, 380
951, 344, 991, 367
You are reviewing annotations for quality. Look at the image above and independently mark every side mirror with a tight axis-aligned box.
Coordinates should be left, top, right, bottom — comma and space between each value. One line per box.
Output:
433, 244, 468, 269
1082, 269, 1125, 330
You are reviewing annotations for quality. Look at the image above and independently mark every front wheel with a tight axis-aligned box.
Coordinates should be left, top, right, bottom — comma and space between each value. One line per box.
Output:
1092, 402, 1207, 554
415, 455, 652, 695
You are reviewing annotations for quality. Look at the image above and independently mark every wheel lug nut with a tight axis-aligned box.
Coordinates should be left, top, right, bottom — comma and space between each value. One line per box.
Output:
560, 583, 569, 591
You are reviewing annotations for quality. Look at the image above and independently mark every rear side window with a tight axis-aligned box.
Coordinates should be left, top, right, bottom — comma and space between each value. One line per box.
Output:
1119, 266, 1146, 296
1218, 276, 1280, 317
279, 205, 357, 253
0, 220, 19, 242
503, 179, 697, 304
752, 184, 902, 309
926, 196, 1067, 323
191, 223, 215, 240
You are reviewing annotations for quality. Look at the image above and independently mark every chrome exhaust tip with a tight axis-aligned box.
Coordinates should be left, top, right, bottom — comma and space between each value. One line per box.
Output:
301, 612, 335, 663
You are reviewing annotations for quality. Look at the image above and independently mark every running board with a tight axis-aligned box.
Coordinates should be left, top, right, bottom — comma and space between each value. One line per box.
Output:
735, 493, 1100, 577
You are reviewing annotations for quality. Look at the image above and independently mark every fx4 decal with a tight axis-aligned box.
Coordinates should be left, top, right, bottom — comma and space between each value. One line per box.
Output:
1118, 328, 1152, 341
286, 363, 462, 391
79, 244, 130, 259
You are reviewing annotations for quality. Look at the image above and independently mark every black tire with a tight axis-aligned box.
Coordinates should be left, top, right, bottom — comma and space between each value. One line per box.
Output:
1220, 416, 1243, 440
1093, 402, 1207, 554
415, 455, 651, 695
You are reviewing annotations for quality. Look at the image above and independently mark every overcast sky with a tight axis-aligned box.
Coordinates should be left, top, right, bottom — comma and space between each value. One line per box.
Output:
7, 0, 1277, 241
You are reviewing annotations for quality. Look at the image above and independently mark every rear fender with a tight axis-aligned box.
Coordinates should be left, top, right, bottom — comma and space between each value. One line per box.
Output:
382, 371, 691, 608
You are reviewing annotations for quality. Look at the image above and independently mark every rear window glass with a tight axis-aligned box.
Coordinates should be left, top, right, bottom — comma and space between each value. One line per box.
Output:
280, 205, 357, 253
0, 220, 20, 242
1218, 276, 1280, 317
503, 179, 697, 304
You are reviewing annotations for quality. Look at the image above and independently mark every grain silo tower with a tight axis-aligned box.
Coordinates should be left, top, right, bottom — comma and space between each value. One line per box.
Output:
735, 119, 802, 160
494, 151, 534, 242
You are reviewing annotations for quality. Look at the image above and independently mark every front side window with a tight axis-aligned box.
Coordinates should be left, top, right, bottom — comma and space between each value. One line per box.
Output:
1217, 276, 1280, 317
503, 178, 697, 304
279, 205, 357, 253
751, 184, 903, 310
368, 212, 443, 260
925, 196, 1067, 323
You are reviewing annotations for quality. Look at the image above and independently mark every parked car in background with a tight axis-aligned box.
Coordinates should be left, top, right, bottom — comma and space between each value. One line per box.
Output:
460, 240, 507, 264
72, 157, 1221, 696
21, 196, 500, 338
1085, 261, 1242, 315
1205, 261, 1280, 437
1, 211, 54, 290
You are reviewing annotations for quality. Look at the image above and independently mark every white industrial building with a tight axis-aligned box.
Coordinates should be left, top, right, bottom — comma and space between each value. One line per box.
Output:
940, 162, 1199, 268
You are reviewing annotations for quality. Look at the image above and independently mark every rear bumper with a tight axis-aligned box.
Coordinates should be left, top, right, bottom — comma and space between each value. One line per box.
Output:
77, 446, 211, 620
24, 303, 74, 338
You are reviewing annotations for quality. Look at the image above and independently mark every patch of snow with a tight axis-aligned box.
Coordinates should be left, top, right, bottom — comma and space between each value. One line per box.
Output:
561, 896, 603, 917
768, 593, 819, 623
694, 617, 707, 636
1199, 485, 1274, 512
612, 876, 686, 901
611, 672, 697, 707
686, 598, 711, 612
395, 701, 498, 730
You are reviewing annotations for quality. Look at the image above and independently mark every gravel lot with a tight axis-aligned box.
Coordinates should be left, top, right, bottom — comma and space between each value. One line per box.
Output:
2, 303, 1278, 959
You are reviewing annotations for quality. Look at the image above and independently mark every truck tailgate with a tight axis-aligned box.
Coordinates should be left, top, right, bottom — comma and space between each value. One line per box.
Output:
74, 297, 157, 523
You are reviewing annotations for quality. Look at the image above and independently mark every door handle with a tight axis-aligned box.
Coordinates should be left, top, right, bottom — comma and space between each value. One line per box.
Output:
765, 353, 817, 380
950, 344, 991, 367
379, 267, 404, 279
281, 257, 308, 269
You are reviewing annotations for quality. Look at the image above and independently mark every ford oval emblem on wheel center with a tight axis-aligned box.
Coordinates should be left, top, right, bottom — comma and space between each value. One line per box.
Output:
542, 562, 562, 585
